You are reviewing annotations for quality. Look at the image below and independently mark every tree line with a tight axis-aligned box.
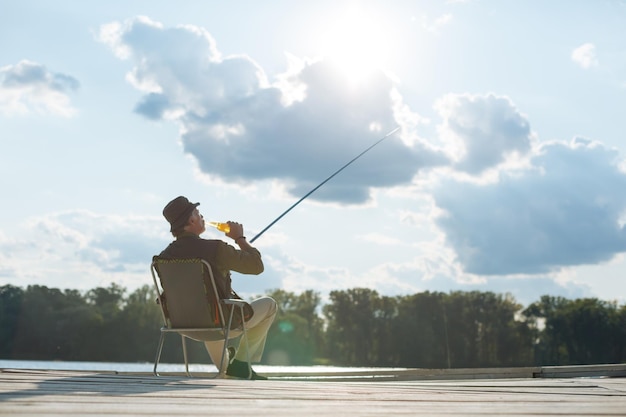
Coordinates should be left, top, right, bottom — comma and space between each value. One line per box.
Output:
1, 284, 624, 368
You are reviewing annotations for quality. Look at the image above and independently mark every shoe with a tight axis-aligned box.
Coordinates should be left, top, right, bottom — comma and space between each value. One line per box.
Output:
227, 346, 236, 364
226, 359, 268, 380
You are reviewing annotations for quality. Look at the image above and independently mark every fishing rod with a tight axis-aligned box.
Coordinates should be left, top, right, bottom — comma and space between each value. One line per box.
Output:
249, 126, 400, 243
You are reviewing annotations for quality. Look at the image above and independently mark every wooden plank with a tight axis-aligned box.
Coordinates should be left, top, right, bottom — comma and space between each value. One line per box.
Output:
1, 369, 626, 416
538, 363, 626, 378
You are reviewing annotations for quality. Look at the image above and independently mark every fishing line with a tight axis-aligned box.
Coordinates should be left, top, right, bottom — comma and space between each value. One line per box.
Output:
250, 126, 400, 243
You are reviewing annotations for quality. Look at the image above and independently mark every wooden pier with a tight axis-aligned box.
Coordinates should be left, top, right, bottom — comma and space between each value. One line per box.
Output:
1, 364, 625, 416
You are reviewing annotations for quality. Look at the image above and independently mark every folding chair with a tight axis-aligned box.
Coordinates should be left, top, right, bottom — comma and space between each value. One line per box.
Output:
150, 257, 251, 378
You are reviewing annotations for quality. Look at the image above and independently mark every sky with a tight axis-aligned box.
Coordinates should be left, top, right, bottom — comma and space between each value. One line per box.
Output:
1, 0, 626, 307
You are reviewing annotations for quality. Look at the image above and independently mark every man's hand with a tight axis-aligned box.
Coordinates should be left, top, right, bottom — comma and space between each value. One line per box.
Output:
226, 221, 244, 241
226, 221, 255, 250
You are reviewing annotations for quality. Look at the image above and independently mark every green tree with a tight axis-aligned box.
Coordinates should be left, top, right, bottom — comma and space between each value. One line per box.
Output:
11, 285, 96, 360
442, 291, 533, 368
371, 295, 399, 366
324, 288, 380, 366
394, 291, 449, 368
565, 298, 622, 364
86, 283, 126, 321
115, 285, 162, 362
2, 282, 624, 368
524, 296, 624, 365
0, 285, 25, 357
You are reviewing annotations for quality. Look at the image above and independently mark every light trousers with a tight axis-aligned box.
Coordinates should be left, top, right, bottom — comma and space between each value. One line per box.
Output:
204, 296, 277, 370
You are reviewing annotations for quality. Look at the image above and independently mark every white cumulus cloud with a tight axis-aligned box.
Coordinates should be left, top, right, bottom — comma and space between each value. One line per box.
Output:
96, 16, 626, 284
571, 42, 598, 69
98, 16, 447, 205
433, 138, 626, 275
0, 60, 80, 117
435, 93, 533, 175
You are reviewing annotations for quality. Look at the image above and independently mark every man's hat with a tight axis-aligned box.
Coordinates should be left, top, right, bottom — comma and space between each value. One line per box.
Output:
163, 196, 199, 232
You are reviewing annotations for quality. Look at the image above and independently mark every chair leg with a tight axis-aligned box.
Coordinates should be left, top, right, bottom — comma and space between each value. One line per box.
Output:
220, 309, 235, 378
239, 304, 252, 379
216, 341, 229, 378
181, 335, 191, 377
154, 331, 166, 376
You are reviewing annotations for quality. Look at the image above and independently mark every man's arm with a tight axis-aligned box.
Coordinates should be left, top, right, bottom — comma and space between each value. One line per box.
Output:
215, 240, 264, 274
216, 221, 264, 274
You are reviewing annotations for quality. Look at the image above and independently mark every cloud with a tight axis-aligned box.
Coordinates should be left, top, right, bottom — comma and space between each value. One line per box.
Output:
0, 60, 80, 117
435, 93, 533, 175
0, 209, 288, 297
357, 233, 403, 246
95, 17, 626, 287
0, 211, 168, 290
433, 138, 626, 275
99, 17, 448, 205
571, 43, 598, 69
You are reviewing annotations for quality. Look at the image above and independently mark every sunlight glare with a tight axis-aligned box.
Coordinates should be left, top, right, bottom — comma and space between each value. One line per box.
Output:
318, 7, 392, 83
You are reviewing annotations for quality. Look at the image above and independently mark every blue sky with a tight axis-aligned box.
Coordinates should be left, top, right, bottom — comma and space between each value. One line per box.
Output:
2, 0, 626, 306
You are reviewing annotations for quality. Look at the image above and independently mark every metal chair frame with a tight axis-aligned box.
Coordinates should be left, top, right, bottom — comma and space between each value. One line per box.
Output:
150, 258, 251, 378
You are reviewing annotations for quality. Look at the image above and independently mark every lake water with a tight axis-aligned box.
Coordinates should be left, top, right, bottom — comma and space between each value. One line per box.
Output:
0, 359, 390, 374
0, 359, 208, 373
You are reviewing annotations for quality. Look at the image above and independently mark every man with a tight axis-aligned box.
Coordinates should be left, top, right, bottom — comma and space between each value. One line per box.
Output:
159, 196, 277, 380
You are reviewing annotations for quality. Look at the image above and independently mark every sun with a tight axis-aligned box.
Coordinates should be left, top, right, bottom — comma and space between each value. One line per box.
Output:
317, 7, 392, 82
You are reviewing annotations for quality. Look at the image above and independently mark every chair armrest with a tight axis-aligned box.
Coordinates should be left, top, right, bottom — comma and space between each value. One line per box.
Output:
221, 298, 249, 306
